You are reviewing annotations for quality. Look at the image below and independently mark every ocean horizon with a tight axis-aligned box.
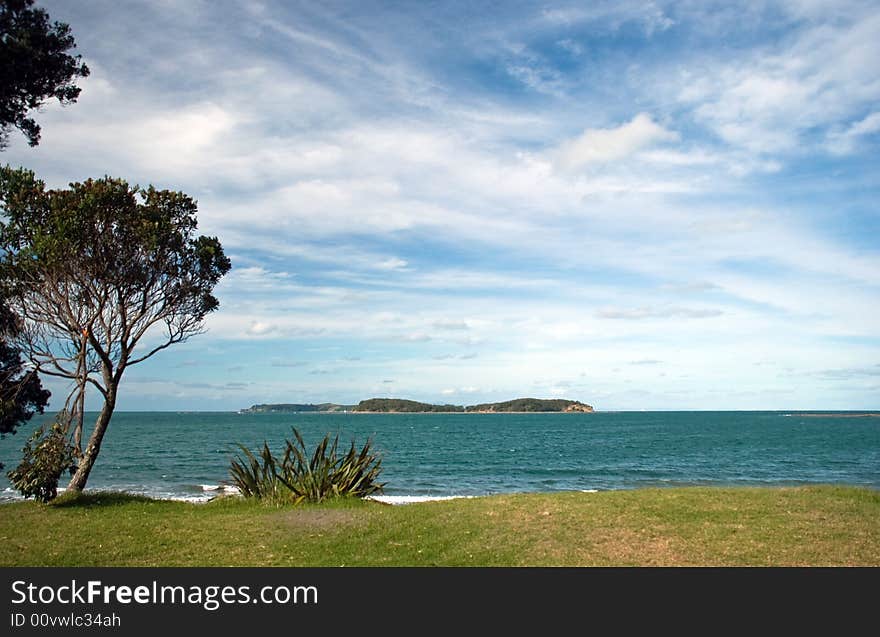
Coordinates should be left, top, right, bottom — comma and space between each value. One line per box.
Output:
1, 410, 878, 503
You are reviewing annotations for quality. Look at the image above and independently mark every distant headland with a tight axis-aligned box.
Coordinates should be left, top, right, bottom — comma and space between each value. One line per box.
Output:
240, 397, 594, 414
790, 413, 880, 418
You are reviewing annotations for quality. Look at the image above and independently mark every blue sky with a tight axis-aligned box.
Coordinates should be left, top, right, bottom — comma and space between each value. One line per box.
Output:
4, 0, 879, 410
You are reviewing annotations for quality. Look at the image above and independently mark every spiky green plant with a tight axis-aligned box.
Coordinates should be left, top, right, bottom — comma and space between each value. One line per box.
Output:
228, 441, 282, 500
228, 428, 384, 504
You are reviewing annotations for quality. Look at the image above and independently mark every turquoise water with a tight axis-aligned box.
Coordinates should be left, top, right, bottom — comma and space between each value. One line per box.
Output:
1, 411, 878, 501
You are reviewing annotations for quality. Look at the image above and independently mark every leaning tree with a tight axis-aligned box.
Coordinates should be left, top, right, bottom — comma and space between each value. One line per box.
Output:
0, 166, 231, 491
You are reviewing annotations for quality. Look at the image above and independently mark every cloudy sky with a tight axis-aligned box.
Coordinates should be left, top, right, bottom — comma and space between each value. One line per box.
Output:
4, 0, 880, 410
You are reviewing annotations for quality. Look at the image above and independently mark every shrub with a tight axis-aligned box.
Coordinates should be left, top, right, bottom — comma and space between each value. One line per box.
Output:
7, 416, 77, 502
229, 428, 384, 504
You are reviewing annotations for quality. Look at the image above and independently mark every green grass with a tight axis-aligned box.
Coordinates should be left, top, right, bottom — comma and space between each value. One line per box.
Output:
1, 486, 878, 566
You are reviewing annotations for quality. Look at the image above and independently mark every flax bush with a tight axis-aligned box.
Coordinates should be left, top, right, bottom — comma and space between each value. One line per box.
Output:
229, 428, 384, 504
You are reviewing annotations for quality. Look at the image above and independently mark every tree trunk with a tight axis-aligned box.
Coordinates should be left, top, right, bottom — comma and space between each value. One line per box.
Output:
72, 383, 85, 457
72, 330, 88, 456
67, 384, 117, 492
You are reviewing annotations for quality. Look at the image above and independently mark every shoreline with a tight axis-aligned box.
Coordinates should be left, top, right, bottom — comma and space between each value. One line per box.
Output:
3, 483, 876, 506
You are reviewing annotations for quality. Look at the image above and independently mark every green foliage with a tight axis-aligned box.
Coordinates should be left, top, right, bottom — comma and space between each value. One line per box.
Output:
229, 428, 385, 504
0, 0, 90, 148
7, 415, 77, 502
0, 299, 49, 441
0, 169, 232, 322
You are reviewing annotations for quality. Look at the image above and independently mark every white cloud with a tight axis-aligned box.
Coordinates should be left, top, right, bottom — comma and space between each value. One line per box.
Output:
596, 306, 724, 320
556, 39, 583, 56
540, 2, 673, 35
506, 63, 552, 93
638, 148, 721, 166
376, 257, 409, 271
827, 111, 880, 155
679, 10, 880, 156
433, 320, 469, 330
554, 113, 679, 169
847, 112, 880, 137
246, 321, 279, 336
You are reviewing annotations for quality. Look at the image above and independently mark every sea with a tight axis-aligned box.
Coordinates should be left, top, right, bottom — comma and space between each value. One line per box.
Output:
1, 411, 878, 503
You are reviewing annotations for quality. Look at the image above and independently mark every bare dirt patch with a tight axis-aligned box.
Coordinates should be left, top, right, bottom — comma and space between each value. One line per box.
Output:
272, 508, 366, 531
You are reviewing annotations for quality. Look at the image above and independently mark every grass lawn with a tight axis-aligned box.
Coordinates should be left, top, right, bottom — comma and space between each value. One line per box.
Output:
1, 485, 877, 566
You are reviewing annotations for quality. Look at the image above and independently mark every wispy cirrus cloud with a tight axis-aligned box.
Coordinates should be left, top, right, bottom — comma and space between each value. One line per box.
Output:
676, 6, 880, 156
3, 0, 877, 411
827, 112, 880, 155
596, 306, 723, 320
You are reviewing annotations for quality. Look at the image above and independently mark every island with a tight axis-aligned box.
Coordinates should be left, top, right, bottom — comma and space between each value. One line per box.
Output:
240, 398, 594, 414
354, 398, 465, 412
464, 398, 594, 413
239, 403, 355, 414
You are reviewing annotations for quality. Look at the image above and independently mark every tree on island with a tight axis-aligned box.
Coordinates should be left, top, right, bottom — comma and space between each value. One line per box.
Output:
0, 0, 90, 149
0, 167, 231, 493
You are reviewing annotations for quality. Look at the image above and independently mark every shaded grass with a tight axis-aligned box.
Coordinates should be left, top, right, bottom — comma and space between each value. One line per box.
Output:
1, 486, 878, 566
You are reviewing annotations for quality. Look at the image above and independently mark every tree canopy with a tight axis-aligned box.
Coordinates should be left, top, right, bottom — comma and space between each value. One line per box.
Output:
0, 0, 90, 148
0, 166, 231, 492
0, 298, 49, 436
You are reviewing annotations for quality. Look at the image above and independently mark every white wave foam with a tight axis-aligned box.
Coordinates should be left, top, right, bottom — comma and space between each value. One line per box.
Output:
0, 484, 239, 504
368, 494, 476, 505
580, 489, 599, 493
166, 494, 215, 503
199, 484, 239, 493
